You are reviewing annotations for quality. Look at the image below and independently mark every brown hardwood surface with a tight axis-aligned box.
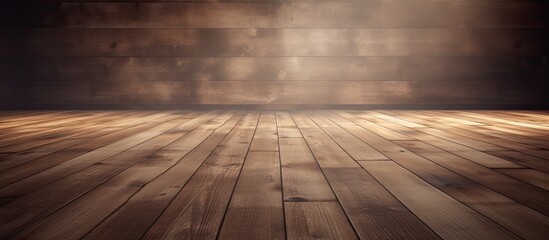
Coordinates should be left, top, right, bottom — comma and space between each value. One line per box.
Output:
2, 2, 548, 108
0, 110, 548, 239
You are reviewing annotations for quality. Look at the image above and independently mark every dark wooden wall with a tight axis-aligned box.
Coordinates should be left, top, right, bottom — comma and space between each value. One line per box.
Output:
1, 1, 548, 109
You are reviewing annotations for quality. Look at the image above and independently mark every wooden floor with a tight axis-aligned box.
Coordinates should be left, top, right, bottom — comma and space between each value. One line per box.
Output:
0, 110, 548, 240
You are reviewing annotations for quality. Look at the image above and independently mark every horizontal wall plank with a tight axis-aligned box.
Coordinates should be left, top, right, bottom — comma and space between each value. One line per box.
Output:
1, 29, 548, 57
21, 80, 543, 105
37, 0, 545, 2
2, 57, 547, 82
31, 3, 549, 28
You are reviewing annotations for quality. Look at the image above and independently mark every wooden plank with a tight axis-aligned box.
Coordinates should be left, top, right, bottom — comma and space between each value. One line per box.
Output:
396, 140, 549, 215
305, 111, 339, 127
0, 126, 110, 152
458, 111, 549, 131
0, 111, 90, 132
334, 111, 413, 141
0, 111, 174, 152
393, 113, 549, 161
318, 111, 358, 126
380, 146, 548, 239
15, 186, 138, 240
0, 150, 87, 188
487, 150, 549, 173
0, 152, 53, 171
141, 112, 259, 240
360, 113, 523, 168
387, 150, 549, 239
2, 29, 547, 57
27, 127, 124, 152
13, 111, 233, 239
380, 150, 549, 240
83, 112, 244, 240
0, 111, 95, 129
497, 169, 549, 191
383, 112, 524, 150
129, 111, 221, 150
0, 112, 142, 143
0, 112, 120, 149
290, 110, 439, 239
0, 113, 147, 152
32, 3, 549, 28
65, 120, 171, 151
322, 167, 441, 240
368, 112, 426, 128
0, 150, 154, 239
275, 111, 301, 138
307, 112, 388, 161
439, 112, 549, 139
291, 112, 359, 168
387, 110, 548, 151
409, 110, 486, 126
7, 56, 540, 82
12, 149, 198, 239
107, 111, 183, 127
339, 125, 406, 154
161, 112, 234, 151
500, 111, 549, 121
0, 110, 547, 240
0, 114, 186, 199
218, 152, 284, 240
320, 127, 388, 161
36, 0, 549, 2
360, 161, 515, 240
289, 111, 318, 128
249, 111, 278, 151
279, 138, 336, 202
422, 112, 549, 159
449, 150, 524, 169
331, 113, 549, 240
15, 111, 120, 128
481, 111, 549, 125
478, 125, 549, 146
0, 111, 90, 121
285, 202, 358, 240
413, 126, 507, 152
326, 112, 409, 154
20, 80, 542, 106
454, 129, 549, 160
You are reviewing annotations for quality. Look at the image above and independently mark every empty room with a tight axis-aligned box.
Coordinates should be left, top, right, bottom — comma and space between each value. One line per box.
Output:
1, 1, 548, 239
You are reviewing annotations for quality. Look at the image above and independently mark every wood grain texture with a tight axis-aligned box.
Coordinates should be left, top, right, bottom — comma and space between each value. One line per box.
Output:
396, 140, 549, 215
249, 111, 278, 151
3, 29, 548, 57
15, 80, 542, 106
0, 110, 547, 239
140, 112, 259, 240
3, 57, 545, 82
497, 168, 549, 191
307, 112, 388, 161
322, 167, 441, 240
36, 0, 549, 2
1, 1, 549, 107
279, 137, 336, 202
360, 161, 515, 240
84, 112, 243, 240
29, 3, 549, 28
218, 152, 285, 240
285, 202, 358, 240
